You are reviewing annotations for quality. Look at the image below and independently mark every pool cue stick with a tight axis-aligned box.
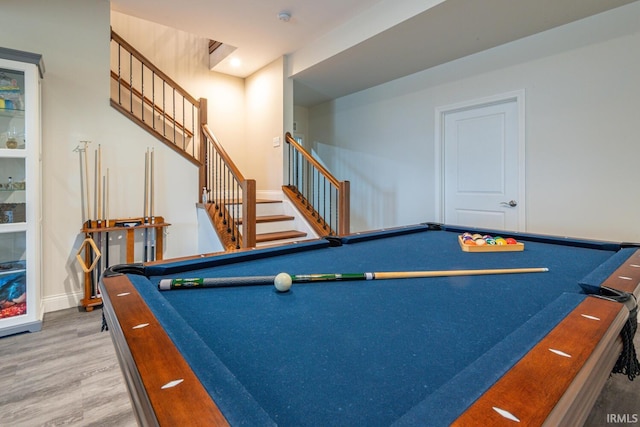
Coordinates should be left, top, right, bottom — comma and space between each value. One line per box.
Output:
97, 144, 102, 221
94, 147, 98, 226
95, 145, 103, 298
158, 267, 549, 290
143, 148, 149, 262
90, 147, 98, 297
84, 143, 90, 222
150, 148, 156, 261
77, 141, 97, 297
76, 141, 91, 223
104, 169, 110, 270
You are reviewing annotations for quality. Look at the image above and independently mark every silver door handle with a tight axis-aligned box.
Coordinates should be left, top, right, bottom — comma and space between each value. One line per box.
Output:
501, 200, 518, 207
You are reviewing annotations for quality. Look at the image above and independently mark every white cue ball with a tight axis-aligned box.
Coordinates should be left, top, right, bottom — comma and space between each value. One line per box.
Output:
274, 272, 293, 292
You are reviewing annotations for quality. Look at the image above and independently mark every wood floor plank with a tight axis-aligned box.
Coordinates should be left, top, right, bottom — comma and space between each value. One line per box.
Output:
0, 308, 136, 427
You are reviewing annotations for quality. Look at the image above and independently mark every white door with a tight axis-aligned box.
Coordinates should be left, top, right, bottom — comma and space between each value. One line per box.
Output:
442, 96, 523, 231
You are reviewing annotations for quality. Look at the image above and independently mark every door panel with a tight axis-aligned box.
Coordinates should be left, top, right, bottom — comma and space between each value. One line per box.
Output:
444, 100, 520, 230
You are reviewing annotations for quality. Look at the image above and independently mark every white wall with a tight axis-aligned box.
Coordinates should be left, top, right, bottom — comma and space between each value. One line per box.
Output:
306, 2, 640, 242
1, 0, 115, 311
0, 1, 285, 312
245, 58, 286, 191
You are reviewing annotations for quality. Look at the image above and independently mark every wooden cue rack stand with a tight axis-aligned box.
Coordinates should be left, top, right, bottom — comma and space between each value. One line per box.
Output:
80, 216, 170, 310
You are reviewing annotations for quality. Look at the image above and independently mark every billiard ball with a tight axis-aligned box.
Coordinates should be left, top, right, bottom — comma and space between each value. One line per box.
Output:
274, 272, 293, 292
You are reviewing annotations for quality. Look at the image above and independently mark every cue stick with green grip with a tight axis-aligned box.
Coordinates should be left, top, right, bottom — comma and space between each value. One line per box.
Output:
157, 267, 549, 290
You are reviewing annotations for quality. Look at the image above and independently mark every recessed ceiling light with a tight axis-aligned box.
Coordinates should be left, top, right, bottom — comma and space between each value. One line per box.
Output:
229, 57, 241, 67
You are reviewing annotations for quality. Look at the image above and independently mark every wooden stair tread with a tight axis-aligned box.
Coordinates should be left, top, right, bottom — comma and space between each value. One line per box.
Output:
237, 215, 294, 225
256, 230, 307, 243
213, 198, 282, 205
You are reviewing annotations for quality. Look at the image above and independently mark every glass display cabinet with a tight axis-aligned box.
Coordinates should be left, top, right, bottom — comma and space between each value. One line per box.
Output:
0, 47, 44, 337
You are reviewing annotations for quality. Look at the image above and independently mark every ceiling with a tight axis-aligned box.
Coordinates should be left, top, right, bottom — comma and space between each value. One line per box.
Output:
110, 0, 385, 77
111, 0, 637, 107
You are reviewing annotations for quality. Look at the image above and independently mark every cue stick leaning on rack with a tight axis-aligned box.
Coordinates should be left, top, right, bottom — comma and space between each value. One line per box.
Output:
143, 148, 157, 262
104, 168, 110, 270
74, 141, 101, 298
94, 145, 102, 298
143, 148, 149, 262
149, 148, 156, 261
158, 267, 549, 290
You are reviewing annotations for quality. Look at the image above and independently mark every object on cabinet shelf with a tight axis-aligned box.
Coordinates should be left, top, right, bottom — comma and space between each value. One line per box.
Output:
5, 137, 17, 149
0, 259, 26, 272
0, 271, 26, 319
0, 203, 25, 223
0, 72, 23, 111
0, 180, 24, 190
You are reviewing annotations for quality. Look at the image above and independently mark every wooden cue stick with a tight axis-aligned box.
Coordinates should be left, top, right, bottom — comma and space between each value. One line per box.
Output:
158, 267, 549, 290
94, 149, 98, 225
104, 169, 109, 270
102, 175, 106, 226
150, 148, 154, 219
143, 148, 149, 261
150, 148, 156, 261
90, 148, 98, 297
144, 148, 149, 221
80, 142, 97, 298
77, 144, 101, 279
83, 143, 90, 222
97, 144, 102, 221
95, 144, 103, 298
355, 268, 548, 280
105, 168, 109, 227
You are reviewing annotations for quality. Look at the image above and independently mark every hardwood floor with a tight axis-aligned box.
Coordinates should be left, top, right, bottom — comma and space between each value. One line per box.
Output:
0, 307, 637, 426
0, 308, 136, 427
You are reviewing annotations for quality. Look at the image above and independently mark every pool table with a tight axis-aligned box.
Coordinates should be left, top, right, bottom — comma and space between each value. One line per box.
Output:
100, 224, 640, 426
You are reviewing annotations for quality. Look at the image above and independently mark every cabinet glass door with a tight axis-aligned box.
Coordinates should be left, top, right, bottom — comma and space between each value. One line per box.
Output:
0, 158, 26, 224
0, 231, 26, 319
0, 67, 25, 150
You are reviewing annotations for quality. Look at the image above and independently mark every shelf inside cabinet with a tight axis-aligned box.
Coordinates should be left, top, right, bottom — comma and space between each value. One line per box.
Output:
0, 222, 27, 232
0, 108, 25, 118
0, 148, 26, 158
0, 260, 26, 276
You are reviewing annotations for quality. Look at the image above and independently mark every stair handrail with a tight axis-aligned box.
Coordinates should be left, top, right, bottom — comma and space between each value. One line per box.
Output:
109, 70, 194, 139
284, 132, 350, 236
202, 124, 256, 249
111, 31, 200, 110
110, 30, 205, 166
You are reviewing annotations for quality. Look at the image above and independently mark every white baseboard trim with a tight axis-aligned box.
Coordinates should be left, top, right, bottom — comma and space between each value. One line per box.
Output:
42, 291, 84, 313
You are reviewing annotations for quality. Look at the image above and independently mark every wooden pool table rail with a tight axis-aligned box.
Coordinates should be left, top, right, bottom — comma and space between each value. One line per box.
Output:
453, 248, 640, 426
101, 274, 228, 427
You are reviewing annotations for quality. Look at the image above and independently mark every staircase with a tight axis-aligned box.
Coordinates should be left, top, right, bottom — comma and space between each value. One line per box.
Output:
109, 30, 347, 252
202, 196, 314, 250
240, 199, 309, 246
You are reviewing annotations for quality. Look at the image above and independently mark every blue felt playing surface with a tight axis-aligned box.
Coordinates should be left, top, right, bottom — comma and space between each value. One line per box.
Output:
131, 227, 623, 426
